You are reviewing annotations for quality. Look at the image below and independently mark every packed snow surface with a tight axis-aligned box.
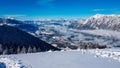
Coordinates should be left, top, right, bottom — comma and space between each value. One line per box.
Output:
0, 49, 120, 68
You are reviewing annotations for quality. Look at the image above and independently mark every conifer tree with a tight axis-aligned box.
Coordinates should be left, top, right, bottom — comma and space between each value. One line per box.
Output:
33, 46, 37, 53
0, 44, 3, 54
37, 47, 41, 52
27, 46, 32, 53
3, 47, 8, 55
21, 46, 26, 53
17, 46, 21, 54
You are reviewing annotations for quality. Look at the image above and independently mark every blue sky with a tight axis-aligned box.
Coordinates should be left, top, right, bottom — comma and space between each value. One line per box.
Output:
0, 0, 120, 19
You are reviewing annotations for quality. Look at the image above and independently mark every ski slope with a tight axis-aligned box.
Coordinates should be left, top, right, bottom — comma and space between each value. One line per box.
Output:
0, 49, 120, 68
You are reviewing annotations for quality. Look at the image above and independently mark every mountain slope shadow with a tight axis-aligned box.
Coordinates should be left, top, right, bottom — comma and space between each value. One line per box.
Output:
0, 25, 60, 54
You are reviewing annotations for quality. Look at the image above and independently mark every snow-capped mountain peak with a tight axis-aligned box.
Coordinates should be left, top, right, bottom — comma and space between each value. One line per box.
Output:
71, 14, 120, 31
92, 14, 105, 19
91, 14, 120, 19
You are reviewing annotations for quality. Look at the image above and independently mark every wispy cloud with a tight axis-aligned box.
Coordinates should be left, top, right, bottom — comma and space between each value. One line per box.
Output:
93, 9, 107, 12
92, 8, 120, 12
4, 14, 26, 18
4, 14, 26, 17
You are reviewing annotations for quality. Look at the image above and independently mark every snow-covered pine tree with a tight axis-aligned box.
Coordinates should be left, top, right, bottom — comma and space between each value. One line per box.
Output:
27, 46, 32, 53
33, 46, 37, 53
3, 47, 8, 55
0, 44, 3, 54
17, 46, 21, 54
21, 46, 26, 54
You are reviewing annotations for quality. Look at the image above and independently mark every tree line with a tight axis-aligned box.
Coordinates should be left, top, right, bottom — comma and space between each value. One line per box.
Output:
54, 41, 107, 50
0, 44, 40, 55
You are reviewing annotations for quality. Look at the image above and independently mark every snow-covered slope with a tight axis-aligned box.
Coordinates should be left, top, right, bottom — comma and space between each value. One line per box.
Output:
0, 49, 120, 68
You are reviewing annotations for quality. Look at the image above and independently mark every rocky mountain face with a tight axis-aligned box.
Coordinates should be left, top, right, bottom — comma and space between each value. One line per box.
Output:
71, 14, 120, 31
0, 25, 60, 54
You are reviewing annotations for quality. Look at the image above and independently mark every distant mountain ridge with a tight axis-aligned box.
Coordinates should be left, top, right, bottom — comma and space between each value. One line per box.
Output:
71, 14, 120, 31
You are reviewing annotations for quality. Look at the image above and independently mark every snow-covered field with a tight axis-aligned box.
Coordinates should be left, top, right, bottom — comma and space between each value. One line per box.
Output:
0, 48, 120, 68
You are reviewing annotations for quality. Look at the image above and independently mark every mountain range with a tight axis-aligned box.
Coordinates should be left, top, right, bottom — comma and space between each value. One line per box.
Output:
0, 14, 120, 52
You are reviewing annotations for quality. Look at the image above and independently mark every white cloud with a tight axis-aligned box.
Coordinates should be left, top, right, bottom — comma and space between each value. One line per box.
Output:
93, 9, 107, 12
